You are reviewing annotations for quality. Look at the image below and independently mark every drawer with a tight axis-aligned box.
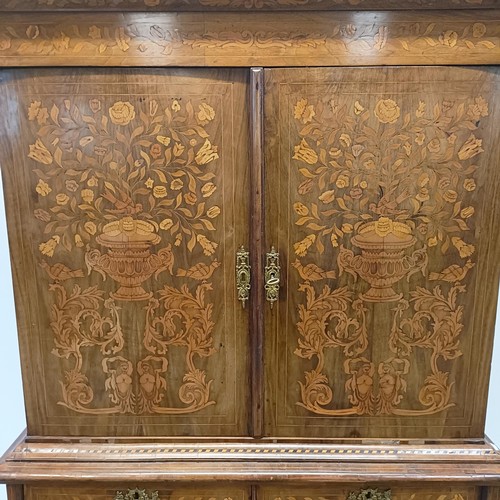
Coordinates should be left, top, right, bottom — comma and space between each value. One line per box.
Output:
261, 486, 480, 500
26, 486, 250, 500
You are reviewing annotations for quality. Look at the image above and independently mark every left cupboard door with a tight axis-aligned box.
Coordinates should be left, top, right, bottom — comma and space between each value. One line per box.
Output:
0, 69, 251, 437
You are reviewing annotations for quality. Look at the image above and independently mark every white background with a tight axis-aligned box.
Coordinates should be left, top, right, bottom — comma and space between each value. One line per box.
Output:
0, 180, 499, 500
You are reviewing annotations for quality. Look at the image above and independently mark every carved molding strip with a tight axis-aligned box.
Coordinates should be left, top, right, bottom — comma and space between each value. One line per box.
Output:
0, 0, 496, 11
11, 442, 500, 463
0, 12, 499, 66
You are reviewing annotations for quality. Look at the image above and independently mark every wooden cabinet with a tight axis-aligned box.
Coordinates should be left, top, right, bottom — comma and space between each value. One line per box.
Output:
0, 68, 251, 437
263, 66, 500, 439
0, 3, 500, 500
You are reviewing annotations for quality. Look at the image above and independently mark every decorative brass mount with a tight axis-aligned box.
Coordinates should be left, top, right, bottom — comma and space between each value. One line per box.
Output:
115, 489, 159, 500
265, 246, 280, 308
236, 245, 251, 308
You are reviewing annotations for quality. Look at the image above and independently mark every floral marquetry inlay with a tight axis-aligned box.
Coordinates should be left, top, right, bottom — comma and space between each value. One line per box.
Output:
23, 84, 228, 417
288, 75, 491, 418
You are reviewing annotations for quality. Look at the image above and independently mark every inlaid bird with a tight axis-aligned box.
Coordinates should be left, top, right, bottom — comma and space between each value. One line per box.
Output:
40, 261, 85, 282
292, 259, 336, 282
176, 259, 221, 281
429, 259, 475, 283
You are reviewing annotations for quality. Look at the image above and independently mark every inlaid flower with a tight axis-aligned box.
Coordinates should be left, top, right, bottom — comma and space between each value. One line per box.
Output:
330, 233, 339, 247
170, 179, 183, 190
149, 99, 159, 116
109, 101, 136, 126
74, 234, 84, 247
352, 144, 365, 157
88, 25, 101, 39
339, 133, 351, 148
463, 178, 476, 191
156, 135, 171, 146
65, 180, 79, 192
293, 139, 318, 165
374, 99, 400, 124
452, 237, 475, 258
150, 143, 162, 159
349, 187, 362, 199
87, 176, 98, 187
197, 102, 216, 123
336, 174, 350, 189
173, 142, 185, 156
294, 98, 315, 124
26, 25, 40, 40
363, 159, 376, 169
36, 179, 51, 196
159, 218, 174, 230
39, 236, 60, 257
81, 189, 94, 203
94, 146, 107, 156
341, 223, 353, 233
184, 192, 197, 205
467, 96, 489, 120
360, 181, 368, 189
34, 209, 51, 222
172, 100, 181, 112
354, 101, 365, 115
28, 139, 53, 165
298, 179, 313, 195
415, 132, 426, 145
89, 98, 101, 113
195, 139, 219, 165
458, 135, 483, 160
153, 186, 167, 198
294, 202, 309, 215
461, 206, 475, 219
439, 30, 458, 48
472, 23, 487, 38
427, 236, 438, 247
416, 187, 430, 202
294, 234, 316, 257
318, 190, 335, 204
201, 182, 217, 198
84, 221, 97, 235
207, 206, 221, 218
443, 190, 458, 203
56, 193, 70, 205
416, 101, 426, 118
427, 138, 442, 154
197, 234, 218, 255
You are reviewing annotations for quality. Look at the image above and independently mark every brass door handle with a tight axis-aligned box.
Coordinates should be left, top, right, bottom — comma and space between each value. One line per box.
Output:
115, 489, 159, 500
265, 246, 280, 308
236, 246, 251, 308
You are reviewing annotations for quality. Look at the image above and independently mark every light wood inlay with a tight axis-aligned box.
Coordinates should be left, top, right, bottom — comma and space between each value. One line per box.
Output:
0, 68, 250, 436
0, 12, 499, 67
264, 66, 500, 439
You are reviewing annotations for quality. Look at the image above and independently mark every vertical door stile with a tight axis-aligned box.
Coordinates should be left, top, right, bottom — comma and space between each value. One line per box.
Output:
249, 67, 265, 438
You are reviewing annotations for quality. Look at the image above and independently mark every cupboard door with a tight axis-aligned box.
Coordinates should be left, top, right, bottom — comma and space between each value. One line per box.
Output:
0, 68, 250, 436
263, 66, 500, 439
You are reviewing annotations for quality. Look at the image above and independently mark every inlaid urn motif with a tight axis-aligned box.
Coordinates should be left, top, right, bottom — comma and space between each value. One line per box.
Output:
85, 217, 174, 301
338, 217, 427, 302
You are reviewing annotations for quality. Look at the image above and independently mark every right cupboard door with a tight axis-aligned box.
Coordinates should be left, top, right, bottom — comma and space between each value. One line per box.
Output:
263, 66, 500, 439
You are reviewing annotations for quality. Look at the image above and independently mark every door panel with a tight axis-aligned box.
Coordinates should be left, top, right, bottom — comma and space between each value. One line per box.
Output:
264, 66, 500, 438
0, 68, 250, 436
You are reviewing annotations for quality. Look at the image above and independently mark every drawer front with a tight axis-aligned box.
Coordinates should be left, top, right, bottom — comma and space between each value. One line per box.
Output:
261, 486, 480, 500
26, 486, 250, 500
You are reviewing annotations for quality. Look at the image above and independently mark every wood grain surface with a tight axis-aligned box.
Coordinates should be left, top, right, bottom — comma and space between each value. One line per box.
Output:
25, 486, 250, 500
1, 460, 500, 483
0, 11, 499, 67
264, 66, 500, 439
0, 0, 498, 11
0, 68, 251, 437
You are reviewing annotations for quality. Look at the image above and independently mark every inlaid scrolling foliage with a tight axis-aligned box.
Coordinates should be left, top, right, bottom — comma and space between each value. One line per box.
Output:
291, 88, 486, 416
28, 91, 223, 415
